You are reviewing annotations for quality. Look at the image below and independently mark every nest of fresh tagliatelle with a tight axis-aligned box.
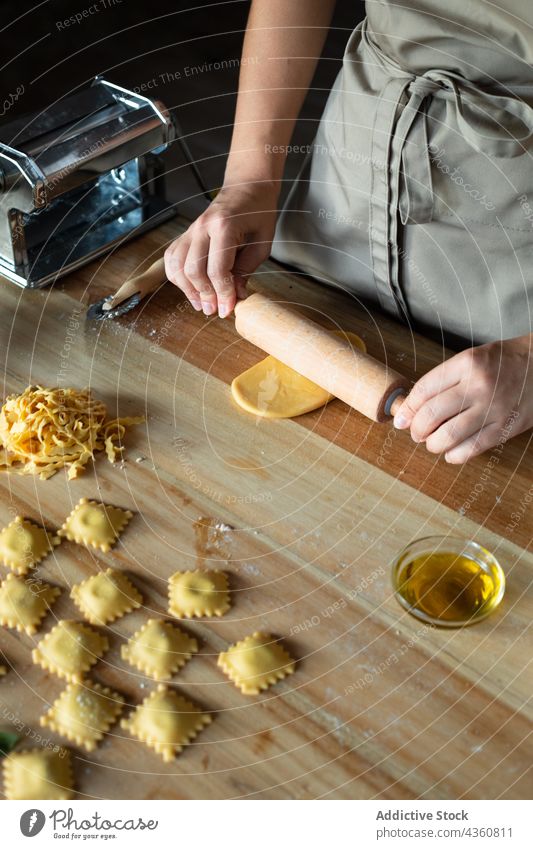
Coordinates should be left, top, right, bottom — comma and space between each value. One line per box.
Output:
0, 385, 144, 480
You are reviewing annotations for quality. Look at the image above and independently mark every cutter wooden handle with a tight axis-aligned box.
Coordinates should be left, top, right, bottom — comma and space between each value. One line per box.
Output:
103, 257, 166, 311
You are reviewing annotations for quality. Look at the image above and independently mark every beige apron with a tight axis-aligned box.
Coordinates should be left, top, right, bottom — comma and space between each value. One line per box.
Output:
271, 2, 533, 345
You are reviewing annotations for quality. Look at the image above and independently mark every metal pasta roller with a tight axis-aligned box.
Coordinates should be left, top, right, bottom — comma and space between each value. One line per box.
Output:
0, 76, 176, 288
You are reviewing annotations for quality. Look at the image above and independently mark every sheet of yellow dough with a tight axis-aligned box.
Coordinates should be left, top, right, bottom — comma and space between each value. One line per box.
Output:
231, 330, 366, 418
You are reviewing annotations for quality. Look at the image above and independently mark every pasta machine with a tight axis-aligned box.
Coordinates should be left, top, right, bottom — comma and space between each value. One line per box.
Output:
0, 76, 176, 287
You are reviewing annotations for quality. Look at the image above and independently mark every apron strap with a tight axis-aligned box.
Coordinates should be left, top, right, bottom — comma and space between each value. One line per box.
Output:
361, 19, 533, 321
429, 72, 533, 158
397, 71, 533, 225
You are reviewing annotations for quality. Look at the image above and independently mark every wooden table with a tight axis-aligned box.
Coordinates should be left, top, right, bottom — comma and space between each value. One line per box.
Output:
0, 219, 531, 800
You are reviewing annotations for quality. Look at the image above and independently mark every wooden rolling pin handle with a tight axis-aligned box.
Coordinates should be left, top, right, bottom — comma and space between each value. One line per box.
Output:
103, 257, 166, 310
235, 293, 410, 423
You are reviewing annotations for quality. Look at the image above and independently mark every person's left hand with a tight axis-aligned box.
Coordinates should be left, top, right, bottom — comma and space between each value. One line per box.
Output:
392, 334, 533, 463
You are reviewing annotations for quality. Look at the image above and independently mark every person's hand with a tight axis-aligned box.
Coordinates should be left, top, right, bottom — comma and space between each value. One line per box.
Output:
393, 335, 533, 462
164, 183, 279, 318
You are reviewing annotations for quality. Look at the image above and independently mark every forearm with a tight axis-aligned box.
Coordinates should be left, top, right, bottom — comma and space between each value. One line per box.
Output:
224, 0, 337, 192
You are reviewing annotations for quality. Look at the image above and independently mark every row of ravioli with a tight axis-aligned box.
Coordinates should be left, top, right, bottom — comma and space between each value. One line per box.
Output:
0, 498, 296, 800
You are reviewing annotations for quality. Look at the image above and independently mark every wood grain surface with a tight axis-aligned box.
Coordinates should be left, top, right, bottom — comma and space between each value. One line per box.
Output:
0, 220, 531, 800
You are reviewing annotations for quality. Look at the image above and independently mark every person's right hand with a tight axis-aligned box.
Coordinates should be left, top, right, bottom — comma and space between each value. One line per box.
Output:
164, 182, 279, 318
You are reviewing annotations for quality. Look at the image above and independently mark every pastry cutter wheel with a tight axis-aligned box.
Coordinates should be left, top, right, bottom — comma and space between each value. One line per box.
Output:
87, 257, 166, 320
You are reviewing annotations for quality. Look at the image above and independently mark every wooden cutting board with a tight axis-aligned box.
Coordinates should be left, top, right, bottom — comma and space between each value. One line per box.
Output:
0, 219, 531, 800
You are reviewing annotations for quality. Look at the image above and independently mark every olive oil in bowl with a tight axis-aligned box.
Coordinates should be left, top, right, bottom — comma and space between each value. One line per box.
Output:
392, 537, 505, 627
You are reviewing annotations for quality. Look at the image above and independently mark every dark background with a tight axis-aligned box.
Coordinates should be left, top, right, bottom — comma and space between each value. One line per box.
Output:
2, 0, 365, 218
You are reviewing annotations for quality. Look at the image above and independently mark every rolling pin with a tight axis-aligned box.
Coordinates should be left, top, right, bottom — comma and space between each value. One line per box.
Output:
234, 293, 410, 422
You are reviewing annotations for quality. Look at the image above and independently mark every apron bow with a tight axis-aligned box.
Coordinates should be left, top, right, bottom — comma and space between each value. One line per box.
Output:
364, 21, 533, 225
361, 18, 533, 320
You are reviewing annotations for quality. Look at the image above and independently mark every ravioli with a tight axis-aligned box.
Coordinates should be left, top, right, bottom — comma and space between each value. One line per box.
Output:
3, 747, 74, 800
32, 620, 109, 682
168, 569, 230, 619
59, 498, 132, 553
121, 618, 198, 680
71, 568, 143, 625
121, 685, 212, 762
0, 516, 59, 574
0, 573, 60, 634
218, 631, 295, 694
40, 679, 124, 751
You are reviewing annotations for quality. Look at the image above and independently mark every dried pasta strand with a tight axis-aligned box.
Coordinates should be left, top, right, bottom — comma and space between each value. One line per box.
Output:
0, 385, 143, 480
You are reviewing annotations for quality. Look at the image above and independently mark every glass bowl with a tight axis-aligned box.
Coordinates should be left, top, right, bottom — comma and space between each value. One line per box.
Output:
392, 535, 505, 628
